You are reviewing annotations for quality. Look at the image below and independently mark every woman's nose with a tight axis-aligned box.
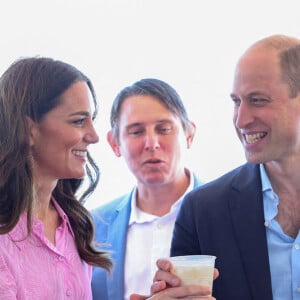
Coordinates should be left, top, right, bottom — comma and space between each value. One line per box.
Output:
85, 123, 99, 144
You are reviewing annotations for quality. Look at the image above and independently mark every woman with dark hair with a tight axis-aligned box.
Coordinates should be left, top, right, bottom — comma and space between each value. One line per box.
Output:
0, 56, 112, 298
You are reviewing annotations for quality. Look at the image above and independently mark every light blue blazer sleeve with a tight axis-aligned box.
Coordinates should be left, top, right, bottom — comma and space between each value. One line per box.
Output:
91, 191, 133, 300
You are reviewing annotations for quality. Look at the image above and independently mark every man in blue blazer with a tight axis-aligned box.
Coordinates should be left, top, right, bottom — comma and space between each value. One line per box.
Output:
141, 35, 300, 300
91, 78, 202, 299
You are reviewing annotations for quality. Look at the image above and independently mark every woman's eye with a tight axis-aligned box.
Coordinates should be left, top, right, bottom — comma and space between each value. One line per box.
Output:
73, 118, 85, 125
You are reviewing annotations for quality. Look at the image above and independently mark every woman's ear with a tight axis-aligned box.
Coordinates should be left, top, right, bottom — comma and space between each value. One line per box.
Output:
186, 121, 196, 149
107, 130, 121, 157
26, 117, 39, 147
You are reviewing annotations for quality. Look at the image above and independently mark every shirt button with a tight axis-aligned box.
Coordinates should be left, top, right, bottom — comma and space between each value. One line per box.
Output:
297, 287, 300, 293
294, 244, 300, 250
58, 256, 64, 261
157, 223, 163, 229
66, 289, 72, 296
264, 221, 269, 227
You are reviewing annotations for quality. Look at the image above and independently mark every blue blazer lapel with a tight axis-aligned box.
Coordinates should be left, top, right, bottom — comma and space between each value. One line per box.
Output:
91, 192, 132, 300
105, 194, 132, 300
229, 164, 273, 300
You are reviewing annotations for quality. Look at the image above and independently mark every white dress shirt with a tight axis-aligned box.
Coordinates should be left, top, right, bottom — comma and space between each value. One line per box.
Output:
124, 173, 194, 299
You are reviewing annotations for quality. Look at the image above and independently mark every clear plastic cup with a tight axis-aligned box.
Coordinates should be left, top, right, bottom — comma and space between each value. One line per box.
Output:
169, 255, 216, 297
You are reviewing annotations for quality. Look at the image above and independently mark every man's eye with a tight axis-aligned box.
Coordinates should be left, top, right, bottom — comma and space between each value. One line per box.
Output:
128, 129, 144, 136
231, 97, 240, 106
251, 98, 267, 104
158, 126, 172, 134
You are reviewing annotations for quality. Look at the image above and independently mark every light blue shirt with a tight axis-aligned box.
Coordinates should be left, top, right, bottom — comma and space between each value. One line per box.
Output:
260, 164, 300, 300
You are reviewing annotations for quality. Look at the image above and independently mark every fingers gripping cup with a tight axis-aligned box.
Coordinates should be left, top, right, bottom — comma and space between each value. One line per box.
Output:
169, 255, 216, 297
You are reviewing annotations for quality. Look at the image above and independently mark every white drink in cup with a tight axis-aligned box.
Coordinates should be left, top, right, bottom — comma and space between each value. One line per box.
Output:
169, 255, 216, 298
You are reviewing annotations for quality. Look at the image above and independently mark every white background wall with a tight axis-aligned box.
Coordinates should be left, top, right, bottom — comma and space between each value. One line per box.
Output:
1, 0, 300, 209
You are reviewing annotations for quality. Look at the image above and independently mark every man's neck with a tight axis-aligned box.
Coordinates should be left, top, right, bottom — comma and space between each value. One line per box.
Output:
135, 171, 191, 216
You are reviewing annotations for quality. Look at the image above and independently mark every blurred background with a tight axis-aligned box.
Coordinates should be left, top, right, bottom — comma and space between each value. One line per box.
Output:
1, 0, 300, 208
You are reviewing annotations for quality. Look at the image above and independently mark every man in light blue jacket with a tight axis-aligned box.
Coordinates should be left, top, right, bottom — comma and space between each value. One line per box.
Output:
91, 78, 202, 300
